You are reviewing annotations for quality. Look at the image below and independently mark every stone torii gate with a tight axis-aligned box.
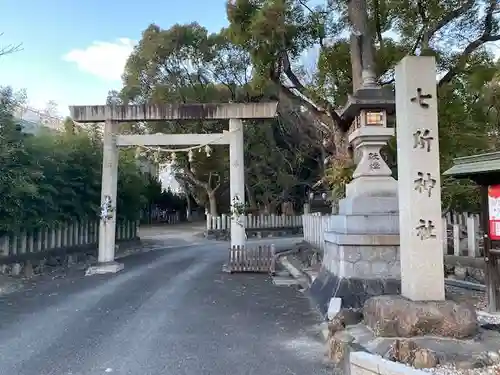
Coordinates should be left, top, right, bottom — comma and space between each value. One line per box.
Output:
69, 103, 278, 275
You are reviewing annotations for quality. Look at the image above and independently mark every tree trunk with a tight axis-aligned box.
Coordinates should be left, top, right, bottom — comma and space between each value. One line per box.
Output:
333, 127, 351, 162
208, 190, 218, 216
348, 0, 376, 82
186, 194, 192, 222
263, 203, 271, 214
349, 33, 363, 91
245, 184, 257, 211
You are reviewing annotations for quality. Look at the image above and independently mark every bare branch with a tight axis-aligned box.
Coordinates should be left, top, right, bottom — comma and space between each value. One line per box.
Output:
0, 33, 22, 57
373, 0, 384, 51
277, 51, 349, 131
424, 0, 475, 45
181, 168, 209, 190
438, 0, 500, 87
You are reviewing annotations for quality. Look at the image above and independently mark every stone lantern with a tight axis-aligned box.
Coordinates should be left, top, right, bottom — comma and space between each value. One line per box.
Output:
309, 84, 401, 313
340, 85, 396, 204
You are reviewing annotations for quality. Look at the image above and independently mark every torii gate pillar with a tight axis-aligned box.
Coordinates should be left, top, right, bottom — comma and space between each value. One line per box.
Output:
98, 120, 120, 263
229, 118, 246, 248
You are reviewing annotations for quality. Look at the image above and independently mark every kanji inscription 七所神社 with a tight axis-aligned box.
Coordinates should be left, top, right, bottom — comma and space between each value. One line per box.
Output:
413, 129, 434, 152
395, 55, 445, 301
415, 219, 436, 240
410, 88, 432, 109
410, 93, 436, 237
413, 172, 436, 197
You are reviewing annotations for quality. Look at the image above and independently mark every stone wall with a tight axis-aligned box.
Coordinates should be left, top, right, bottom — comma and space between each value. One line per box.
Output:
323, 232, 400, 279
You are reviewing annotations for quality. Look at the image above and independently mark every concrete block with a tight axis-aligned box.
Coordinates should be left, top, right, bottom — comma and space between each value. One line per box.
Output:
85, 261, 124, 276
327, 297, 342, 320
350, 351, 428, 375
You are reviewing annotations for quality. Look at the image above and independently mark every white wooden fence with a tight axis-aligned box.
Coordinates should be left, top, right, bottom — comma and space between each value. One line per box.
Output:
206, 214, 303, 231
302, 214, 338, 252
0, 220, 139, 258
442, 212, 481, 257
303, 212, 482, 257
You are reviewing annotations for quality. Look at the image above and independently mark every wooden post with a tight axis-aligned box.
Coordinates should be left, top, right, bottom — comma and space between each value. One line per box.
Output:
1, 236, 9, 257
453, 224, 461, 256
441, 218, 448, 255
467, 215, 479, 257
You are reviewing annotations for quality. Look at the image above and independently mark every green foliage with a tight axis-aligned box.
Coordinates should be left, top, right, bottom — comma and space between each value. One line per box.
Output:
323, 159, 355, 200
0, 87, 154, 234
226, 0, 500, 211
115, 22, 324, 214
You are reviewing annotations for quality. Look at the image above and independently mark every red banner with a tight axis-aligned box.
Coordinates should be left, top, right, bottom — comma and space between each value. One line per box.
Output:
488, 185, 500, 240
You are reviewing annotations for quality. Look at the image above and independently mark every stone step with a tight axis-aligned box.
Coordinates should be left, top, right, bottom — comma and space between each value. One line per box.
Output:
272, 275, 304, 286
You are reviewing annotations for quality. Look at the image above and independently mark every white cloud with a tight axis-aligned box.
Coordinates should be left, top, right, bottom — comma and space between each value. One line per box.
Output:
63, 38, 136, 81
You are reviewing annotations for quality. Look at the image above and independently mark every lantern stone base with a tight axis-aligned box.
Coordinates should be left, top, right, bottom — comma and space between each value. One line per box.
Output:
309, 194, 401, 315
345, 176, 398, 202
85, 261, 124, 276
309, 268, 401, 315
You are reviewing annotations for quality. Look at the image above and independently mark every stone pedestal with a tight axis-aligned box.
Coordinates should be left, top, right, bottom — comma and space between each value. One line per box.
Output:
310, 126, 401, 314
311, 204, 401, 312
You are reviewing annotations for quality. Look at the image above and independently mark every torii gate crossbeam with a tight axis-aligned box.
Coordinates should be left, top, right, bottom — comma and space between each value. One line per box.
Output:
69, 103, 278, 275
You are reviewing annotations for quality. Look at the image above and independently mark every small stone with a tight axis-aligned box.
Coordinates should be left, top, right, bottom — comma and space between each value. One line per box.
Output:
327, 317, 345, 339
454, 266, 467, 280
473, 351, 500, 368
444, 264, 454, 275
487, 351, 500, 364
327, 332, 353, 364
413, 348, 439, 369
385, 339, 416, 364
11, 263, 21, 276
24, 261, 33, 278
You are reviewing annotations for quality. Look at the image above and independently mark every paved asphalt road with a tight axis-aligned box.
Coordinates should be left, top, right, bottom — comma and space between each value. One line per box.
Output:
0, 240, 329, 375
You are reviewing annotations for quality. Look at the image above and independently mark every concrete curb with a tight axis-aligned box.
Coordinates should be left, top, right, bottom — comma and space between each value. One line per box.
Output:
279, 257, 311, 289
444, 278, 486, 292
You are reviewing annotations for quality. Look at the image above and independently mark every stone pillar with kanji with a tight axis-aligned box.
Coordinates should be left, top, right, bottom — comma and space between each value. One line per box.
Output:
395, 56, 445, 301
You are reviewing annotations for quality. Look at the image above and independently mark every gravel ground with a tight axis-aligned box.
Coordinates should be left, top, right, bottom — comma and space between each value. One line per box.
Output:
423, 364, 500, 375
445, 284, 488, 311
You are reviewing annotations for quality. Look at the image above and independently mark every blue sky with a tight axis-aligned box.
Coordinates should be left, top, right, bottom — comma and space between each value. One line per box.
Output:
0, 0, 230, 115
